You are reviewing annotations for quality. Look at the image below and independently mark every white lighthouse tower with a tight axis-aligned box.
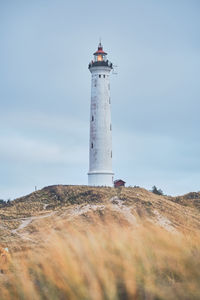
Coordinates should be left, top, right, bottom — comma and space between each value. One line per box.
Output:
88, 42, 114, 186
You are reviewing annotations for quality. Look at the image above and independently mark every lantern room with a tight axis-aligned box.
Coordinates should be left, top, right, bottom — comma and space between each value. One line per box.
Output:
93, 42, 107, 62
88, 42, 113, 69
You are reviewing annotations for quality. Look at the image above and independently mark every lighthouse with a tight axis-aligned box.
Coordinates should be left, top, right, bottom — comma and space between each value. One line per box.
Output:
88, 42, 114, 186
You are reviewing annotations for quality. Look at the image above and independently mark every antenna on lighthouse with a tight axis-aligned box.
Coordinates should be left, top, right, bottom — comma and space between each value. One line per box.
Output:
112, 64, 118, 75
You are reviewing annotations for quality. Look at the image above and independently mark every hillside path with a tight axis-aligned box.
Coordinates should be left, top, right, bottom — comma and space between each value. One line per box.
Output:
11, 212, 55, 239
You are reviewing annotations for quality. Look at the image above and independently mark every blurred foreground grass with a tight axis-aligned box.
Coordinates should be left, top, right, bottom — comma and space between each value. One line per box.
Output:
1, 216, 200, 300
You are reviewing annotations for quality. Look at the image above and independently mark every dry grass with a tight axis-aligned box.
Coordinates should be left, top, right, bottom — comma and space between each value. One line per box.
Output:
1, 215, 200, 300
0, 185, 200, 299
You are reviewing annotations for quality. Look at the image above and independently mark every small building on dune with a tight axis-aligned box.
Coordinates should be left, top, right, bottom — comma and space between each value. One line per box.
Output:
114, 179, 126, 188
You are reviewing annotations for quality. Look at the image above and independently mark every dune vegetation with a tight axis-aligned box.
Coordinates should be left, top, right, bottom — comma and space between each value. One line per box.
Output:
1, 214, 200, 300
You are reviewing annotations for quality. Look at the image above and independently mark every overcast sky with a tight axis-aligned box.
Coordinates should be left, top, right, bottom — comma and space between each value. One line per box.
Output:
0, 0, 199, 199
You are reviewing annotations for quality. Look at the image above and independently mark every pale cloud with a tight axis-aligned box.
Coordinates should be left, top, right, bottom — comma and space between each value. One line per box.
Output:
1, 110, 88, 135
0, 134, 87, 165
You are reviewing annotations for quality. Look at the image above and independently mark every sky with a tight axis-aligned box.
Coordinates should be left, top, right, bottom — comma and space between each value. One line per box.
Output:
0, 0, 199, 199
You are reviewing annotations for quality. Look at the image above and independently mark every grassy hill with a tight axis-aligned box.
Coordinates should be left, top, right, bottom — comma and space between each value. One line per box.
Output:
0, 185, 200, 247
0, 185, 200, 299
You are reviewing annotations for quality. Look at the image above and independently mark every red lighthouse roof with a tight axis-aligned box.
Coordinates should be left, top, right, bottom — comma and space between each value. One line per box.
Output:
93, 42, 107, 56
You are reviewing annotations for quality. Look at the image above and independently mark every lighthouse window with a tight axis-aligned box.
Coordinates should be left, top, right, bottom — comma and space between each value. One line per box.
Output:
103, 75, 105, 78
91, 143, 93, 149
109, 97, 111, 104
110, 124, 112, 131
92, 116, 94, 121
99, 75, 101, 78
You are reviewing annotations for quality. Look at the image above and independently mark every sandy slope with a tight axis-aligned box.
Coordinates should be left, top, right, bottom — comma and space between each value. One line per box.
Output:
0, 185, 199, 249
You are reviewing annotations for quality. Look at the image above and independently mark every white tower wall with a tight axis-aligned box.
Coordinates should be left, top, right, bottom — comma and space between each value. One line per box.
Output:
88, 63, 114, 186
